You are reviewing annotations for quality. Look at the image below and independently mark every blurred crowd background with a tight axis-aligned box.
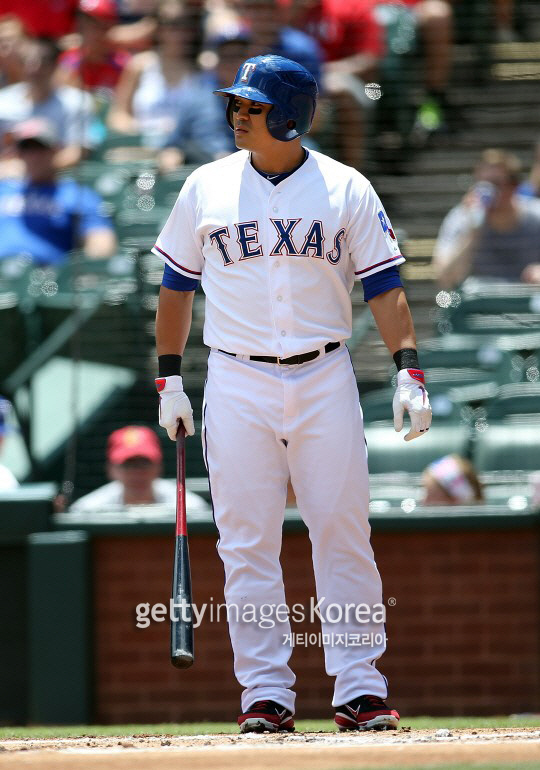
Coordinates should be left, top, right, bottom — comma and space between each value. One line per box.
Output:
1, 0, 540, 512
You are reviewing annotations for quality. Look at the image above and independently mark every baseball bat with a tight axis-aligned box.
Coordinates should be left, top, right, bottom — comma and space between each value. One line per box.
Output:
170, 424, 194, 668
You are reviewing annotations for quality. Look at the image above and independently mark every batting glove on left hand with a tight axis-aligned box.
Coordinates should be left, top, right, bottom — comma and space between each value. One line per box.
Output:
393, 368, 432, 442
155, 375, 195, 440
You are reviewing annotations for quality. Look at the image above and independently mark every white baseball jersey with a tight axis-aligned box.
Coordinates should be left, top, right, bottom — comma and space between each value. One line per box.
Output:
153, 149, 404, 356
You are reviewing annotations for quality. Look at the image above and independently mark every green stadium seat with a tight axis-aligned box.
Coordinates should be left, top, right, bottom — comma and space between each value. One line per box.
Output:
473, 421, 540, 472
90, 131, 144, 160
115, 207, 170, 246
486, 383, 540, 420
419, 345, 517, 385
150, 166, 197, 208
422, 332, 540, 355
441, 284, 540, 336
364, 424, 471, 474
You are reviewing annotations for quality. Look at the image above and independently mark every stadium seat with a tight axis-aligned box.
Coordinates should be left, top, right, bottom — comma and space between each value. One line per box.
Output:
473, 421, 540, 472
486, 382, 540, 420
115, 207, 171, 246
151, 167, 197, 208
364, 424, 471, 474
90, 131, 144, 160
440, 284, 540, 336
419, 345, 517, 385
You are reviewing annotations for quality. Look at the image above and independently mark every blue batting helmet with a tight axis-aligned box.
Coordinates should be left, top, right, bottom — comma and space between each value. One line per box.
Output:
214, 54, 318, 142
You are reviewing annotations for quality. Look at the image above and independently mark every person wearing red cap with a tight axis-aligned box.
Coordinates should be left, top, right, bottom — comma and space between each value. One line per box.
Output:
57, 0, 131, 93
69, 425, 208, 512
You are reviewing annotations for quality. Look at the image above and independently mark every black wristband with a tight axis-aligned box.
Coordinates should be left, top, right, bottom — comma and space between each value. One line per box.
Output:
158, 354, 182, 377
393, 348, 419, 371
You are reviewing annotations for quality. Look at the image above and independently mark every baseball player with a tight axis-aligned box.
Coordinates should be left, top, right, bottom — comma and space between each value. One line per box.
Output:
153, 54, 432, 733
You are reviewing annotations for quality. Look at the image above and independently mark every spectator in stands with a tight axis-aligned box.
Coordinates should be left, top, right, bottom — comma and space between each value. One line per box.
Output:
422, 454, 483, 505
494, 0, 517, 42
56, 0, 131, 94
0, 15, 26, 88
1, 0, 78, 39
518, 138, 540, 200
0, 37, 95, 173
433, 149, 540, 288
69, 425, 208, 512
158, 23, 250, 171
284, 0, 384, 168
104, 0, 159, 54
0, 118, 116, 266
228, 0, 322, 87
0, 398, 18, 491
377, 0, 454, 137
108, 0, 212, 148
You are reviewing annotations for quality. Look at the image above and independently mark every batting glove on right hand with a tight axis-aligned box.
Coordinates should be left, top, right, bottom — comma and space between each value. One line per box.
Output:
393, 368, 432, 442
155, 375, 195, 440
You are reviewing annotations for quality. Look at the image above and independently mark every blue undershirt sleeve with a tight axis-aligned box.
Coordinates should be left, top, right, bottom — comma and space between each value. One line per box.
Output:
361, 265, 403, 302
161, 263, 199, 291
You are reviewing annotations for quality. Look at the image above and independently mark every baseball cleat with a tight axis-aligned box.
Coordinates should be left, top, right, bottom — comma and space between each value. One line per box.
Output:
238, 700, 295, 733
334, 695, 399, 731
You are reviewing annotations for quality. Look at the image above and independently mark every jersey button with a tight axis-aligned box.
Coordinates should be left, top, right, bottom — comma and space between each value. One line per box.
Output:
281, 330, 286, 336
273, 207, 278, 212
277, 295, 283, 302
274, 262, 280, 268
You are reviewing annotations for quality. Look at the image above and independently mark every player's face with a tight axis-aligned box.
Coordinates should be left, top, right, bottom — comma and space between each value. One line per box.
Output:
231, 96, 273, 150
109, 458, 161, 498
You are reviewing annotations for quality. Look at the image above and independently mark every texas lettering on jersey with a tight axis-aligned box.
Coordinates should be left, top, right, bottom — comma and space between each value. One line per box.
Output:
208, 219, 347, 265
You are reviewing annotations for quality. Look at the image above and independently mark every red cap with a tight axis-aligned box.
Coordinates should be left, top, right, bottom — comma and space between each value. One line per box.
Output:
78, 0, 118, 23
107, 426, 162, 465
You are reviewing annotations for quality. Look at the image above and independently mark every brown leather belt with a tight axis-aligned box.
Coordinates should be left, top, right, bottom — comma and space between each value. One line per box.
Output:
218, 341, 341, 366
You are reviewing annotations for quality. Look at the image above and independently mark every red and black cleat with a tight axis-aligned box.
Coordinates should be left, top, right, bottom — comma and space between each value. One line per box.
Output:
334, 694, 399, 731
238, 700, 295, 733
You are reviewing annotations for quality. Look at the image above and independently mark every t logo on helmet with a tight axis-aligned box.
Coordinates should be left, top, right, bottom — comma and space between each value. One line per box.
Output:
240, 62, 257, 82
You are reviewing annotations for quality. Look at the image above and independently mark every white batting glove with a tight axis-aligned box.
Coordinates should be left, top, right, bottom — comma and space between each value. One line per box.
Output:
155, 375, 195, 440
392, 369, 432, 442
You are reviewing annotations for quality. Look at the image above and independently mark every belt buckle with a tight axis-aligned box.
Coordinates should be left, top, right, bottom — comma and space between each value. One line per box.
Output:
277, 354, 297, 365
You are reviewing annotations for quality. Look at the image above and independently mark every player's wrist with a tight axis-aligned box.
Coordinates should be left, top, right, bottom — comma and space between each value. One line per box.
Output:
393, 348, 419, 372
158, 354, 182, 377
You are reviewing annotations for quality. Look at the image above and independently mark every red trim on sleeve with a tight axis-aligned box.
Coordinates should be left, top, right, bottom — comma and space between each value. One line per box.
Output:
355, 255, 404, 276
153, 245, 202, 276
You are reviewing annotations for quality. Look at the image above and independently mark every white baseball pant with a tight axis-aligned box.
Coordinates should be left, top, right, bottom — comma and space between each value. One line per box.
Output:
202, 345, 388, 714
